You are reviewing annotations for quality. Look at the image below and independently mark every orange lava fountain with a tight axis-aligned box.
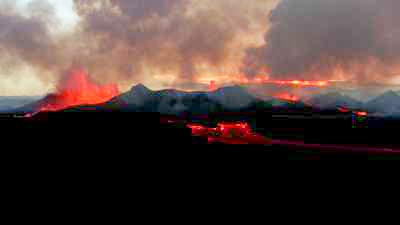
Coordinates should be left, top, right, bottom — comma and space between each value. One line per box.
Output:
209, 80, 218, 91
39, 69, 119, 112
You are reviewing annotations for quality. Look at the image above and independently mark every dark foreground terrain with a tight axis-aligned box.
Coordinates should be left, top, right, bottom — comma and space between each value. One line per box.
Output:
1, 111, 400, 160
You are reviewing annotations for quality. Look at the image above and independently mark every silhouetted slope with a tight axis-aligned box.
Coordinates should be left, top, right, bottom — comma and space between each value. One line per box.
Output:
309, 92, 363, 110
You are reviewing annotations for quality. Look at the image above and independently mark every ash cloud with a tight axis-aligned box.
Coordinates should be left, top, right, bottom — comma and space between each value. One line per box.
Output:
0, 0, 276, 93
73, 0, 276, 86
244, 0, 400, 83
0, 1, 59, 74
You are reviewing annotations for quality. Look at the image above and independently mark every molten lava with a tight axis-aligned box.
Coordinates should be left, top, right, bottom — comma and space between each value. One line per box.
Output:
236, 76, 333, 87
39, 70, 119, 112
187, 124, 209, 136
209, 80, 218, 92
268, 80, 328, 87
356, 111, 368, 117
338, 107, 351, 113
187, 121, 272, 145
274, 93, 300, 102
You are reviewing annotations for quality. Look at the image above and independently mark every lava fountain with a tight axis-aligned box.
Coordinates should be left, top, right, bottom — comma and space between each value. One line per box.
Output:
209, 80, 218, 92
38, 69, 119, 112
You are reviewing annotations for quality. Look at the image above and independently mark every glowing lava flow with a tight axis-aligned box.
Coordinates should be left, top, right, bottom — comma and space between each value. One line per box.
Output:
275, 80, 328, 87
199, 75, 344, 88
248, 78, 330, 87
356, 111, 368, 117
188, 122, 272, 145
228, 75, 342, 87
38, 70, 119, 112
338, 107, 351, 113
274, 93, 300, 102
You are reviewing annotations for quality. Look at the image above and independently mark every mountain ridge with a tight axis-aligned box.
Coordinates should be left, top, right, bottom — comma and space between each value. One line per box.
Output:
12, 85, 400, 116
308, 92, 364, 110
106, 84, 255, 115
0, 96, 43, 112
365, 90, 400, 114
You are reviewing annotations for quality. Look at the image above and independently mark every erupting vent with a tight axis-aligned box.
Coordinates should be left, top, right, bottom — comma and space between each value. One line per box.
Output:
209, 80, 218, 92
38, 70, 120, 112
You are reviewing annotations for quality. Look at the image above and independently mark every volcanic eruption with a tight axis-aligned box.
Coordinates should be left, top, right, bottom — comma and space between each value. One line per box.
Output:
274, 93, 300, 102
36, 69, 119, 113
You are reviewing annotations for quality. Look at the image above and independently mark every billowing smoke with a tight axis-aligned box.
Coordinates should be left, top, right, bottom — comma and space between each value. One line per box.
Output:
73, 0, 276, 87
244, 0, 400, 83
0, 1, 59, 74
0, 0, 277, 95
4, 0, 400, 95
73, 0, 231, 82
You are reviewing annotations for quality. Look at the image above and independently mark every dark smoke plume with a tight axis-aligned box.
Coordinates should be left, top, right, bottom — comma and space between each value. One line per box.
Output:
244, 0, 400, 83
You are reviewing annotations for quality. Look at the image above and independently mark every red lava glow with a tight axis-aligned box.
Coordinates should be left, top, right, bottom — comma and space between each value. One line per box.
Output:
209, 80, 218, 92
187, 124, 209, 136
338, 107, 351, 113
39, 69, 119, 112
237, 76, 332, 87
356, 111, 368, 117
270, 80, 328, 87
188, 122, 272, 145
274, 93, 300, 102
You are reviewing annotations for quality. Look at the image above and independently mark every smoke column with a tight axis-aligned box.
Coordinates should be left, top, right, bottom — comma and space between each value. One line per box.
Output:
0, 0, 277, 95
244, 0, 400, 84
